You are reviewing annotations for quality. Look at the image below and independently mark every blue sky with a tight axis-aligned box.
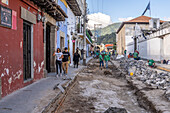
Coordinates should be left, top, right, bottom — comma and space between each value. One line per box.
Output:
87, 0, 170, 22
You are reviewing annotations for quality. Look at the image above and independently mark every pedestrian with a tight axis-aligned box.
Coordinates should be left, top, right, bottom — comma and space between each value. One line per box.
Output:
62, 47, 71, 76
76, 47, 81, 59
53, 48, 63, 77
99, 53, 104, 68
81, 49, 83, 59
104, 53, 109, 69
73, 50, 80, 68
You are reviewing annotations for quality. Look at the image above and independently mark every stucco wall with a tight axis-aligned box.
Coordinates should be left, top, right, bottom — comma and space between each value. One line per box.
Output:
67, 6, 76, 65
127, 38, 162, 61
117, 25, 125, 55
0, 0, 44, 97
117, 23, 149, 55
57, 0, 68, 49
162, 34, 170, 60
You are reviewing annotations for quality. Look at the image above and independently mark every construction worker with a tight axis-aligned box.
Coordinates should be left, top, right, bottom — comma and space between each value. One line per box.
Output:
104, 53, 109, 69
148, 59, 156, 68
99, 53, 104, 68
134, 50, 140, 60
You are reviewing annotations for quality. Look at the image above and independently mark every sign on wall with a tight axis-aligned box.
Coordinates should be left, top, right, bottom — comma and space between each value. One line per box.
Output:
1, 0, 9, 5
0, 5, 12, 28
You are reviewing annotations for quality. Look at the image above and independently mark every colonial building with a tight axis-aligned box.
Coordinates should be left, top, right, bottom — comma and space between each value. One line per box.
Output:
0, 0, 67, 98
57, 0, 68, 52
128, 21, 170, 61
77, 0, 93, 58
116, 16, 164, 55
66, 0, 82, 65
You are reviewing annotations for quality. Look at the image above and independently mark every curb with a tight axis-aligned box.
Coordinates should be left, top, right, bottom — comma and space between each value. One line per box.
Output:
41, 66, 87, 113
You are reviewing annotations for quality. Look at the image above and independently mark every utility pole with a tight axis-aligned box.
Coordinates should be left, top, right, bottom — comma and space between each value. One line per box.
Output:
83, 0, 87, 65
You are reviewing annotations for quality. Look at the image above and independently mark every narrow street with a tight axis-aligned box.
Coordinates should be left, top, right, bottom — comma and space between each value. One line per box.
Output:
1, 0, 170, 113
55, 59, 148, 113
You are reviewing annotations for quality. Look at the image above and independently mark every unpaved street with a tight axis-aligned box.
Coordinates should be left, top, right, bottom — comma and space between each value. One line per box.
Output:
57, 59, 148, 113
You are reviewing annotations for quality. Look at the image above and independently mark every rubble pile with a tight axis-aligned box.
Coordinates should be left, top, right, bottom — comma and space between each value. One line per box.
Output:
119, 59, 170, 91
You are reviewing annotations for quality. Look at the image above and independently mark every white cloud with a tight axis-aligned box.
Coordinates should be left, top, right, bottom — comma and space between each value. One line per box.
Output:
87, 12, 113, 30
118, 17, 134, 22
162, 17, 170, 21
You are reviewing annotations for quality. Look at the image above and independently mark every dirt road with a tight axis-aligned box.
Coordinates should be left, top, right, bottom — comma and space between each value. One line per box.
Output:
57, 59, 148, 113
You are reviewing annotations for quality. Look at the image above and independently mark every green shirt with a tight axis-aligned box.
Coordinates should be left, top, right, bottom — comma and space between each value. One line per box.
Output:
148, 59, 154, 66
104, 54, 109, 61
133, 52, 138, 58
99, 54, 103, 61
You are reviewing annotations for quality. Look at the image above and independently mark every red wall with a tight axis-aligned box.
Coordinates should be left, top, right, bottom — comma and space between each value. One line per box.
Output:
0, 0, 44, 97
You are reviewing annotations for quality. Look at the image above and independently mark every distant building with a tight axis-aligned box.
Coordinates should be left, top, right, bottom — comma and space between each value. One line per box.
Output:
116, 16, 164, 55
131, 21, 170, 61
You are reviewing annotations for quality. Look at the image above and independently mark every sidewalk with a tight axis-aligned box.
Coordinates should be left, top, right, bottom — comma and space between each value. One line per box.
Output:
0, 57, 93, 113
156, 63, 170, 72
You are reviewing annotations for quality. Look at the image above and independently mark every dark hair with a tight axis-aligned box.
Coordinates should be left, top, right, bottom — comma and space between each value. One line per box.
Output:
76, 50, 78, 54
64, 47, 68, 50
57, 48, 61, 52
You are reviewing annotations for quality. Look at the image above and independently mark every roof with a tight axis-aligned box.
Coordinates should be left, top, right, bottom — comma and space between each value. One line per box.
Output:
66, 0, 82, 16
117, 16, 165, 33
105, 44, 114, 47
31, 0, 68, 21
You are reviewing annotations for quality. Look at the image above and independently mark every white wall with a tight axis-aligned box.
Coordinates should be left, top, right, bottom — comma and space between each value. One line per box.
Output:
67, 7, 76, 65
163, 34, 170, 60
127, 38, 162, 61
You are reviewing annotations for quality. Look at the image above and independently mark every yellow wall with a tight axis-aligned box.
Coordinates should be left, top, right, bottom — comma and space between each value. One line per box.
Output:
117, 25, 125, 55
60, 0, 68, 7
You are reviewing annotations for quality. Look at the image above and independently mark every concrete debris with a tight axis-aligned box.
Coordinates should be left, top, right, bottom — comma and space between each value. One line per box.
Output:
119, 59, 170, 90
104, 70, 112, 75
104, 107, 127, 113
164, 88, 170, 101
116, 55, 124, 60
57, 85, 65, 93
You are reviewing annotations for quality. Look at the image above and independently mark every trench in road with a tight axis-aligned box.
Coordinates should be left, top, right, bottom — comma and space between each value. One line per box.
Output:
57, 59, 149, 113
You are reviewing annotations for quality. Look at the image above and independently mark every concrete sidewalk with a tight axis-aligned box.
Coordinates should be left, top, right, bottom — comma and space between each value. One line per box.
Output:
156, 63, 170, 72
0, 57, 93, 113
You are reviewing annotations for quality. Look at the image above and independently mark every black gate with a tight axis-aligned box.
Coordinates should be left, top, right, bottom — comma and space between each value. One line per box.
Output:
23, 21, 32, 80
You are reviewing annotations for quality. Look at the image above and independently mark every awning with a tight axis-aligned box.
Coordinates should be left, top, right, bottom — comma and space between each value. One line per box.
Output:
66, 0, 82, 16
30, 0, 68, 21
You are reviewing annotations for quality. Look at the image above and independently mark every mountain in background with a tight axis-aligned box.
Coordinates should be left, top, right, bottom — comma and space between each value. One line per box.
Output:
92, 22, 121, 45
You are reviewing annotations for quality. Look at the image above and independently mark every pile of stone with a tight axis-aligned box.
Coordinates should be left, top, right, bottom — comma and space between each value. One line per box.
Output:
119, 59, 170, 90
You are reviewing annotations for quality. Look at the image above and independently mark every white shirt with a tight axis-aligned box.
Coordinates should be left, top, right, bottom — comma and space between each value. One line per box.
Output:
55, 52, 63, 61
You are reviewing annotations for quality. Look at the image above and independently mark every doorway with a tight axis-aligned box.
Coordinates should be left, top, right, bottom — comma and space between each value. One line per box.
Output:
23, 21, 32, 80
134, 37, 137, 52
73, 42, 75, 55
60, 37, 65, 50
46, 24, 51, 73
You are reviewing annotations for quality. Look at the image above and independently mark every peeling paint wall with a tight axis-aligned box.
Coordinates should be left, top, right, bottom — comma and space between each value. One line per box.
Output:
0, 78, 1, 99
0, 0, 44, 98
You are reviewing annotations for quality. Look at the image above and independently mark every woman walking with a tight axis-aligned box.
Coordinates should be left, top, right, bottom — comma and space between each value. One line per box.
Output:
53, 48, 63, 77
73, 50, 80, 68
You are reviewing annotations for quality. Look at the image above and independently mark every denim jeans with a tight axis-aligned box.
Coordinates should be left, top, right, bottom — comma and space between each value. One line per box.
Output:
100, 61, 104, 67
105, 61, 108, 68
